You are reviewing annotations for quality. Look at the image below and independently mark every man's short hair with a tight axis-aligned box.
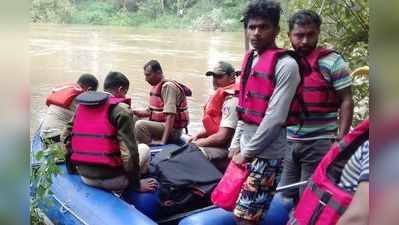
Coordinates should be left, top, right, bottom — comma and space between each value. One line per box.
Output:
77, 73, 98, 91
288, 9, 322, 32
103, 71, 129, 91
144, 60, 163, 73
242, 0, 281, 29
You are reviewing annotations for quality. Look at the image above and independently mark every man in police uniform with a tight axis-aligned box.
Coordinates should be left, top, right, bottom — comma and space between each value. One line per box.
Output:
189, 61, 238, 169
133, 60, 190, 146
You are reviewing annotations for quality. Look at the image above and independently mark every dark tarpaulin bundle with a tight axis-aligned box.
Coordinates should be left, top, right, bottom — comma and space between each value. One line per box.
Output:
149, 143, 223, 215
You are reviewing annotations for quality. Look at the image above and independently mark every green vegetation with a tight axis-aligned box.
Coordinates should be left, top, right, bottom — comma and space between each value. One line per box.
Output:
30, 142, 64, 225
31, 0, 246, 31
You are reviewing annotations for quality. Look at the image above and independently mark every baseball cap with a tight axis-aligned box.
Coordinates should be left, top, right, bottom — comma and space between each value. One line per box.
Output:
205, 61, 235, 76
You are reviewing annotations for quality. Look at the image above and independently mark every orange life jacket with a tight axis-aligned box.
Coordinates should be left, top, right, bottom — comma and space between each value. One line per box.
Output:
46, 83, 84, 109
202, 83, 238, 136
148, 80, 191, 129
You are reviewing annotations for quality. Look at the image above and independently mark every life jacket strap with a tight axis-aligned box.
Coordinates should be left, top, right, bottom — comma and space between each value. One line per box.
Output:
72, 132, 116, 139
308, 181, 347, 215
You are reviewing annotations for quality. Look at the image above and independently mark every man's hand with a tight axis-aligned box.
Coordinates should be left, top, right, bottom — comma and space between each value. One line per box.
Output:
232, 151, 247, 165
192, 138, 208, 147
187, 134, 199, 143
132, 108, 151, 118
228, 147, 240, 159
139, 178, 158, 192
151, 140, 165, 145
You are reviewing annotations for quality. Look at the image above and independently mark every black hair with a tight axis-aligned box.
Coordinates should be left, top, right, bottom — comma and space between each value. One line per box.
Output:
77, 73, 98, 91
144, 60, 163, 73
103, 71, 129, 91
242, 0, 281, 29
288, 9, 322, 32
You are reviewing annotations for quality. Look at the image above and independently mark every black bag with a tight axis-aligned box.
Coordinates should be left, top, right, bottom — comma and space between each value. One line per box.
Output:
149, 143, 223, 215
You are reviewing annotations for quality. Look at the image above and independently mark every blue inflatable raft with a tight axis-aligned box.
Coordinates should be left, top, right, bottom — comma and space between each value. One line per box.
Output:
31, 126, 293, 225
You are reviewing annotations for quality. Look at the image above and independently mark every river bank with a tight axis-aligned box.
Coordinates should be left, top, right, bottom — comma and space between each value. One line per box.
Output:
31, 0, 246, 32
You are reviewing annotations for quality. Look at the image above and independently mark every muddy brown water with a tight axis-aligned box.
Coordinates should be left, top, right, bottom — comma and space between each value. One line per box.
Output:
30, 23, 246, 136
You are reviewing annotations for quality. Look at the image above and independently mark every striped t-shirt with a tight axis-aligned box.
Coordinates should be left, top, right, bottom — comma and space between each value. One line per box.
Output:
288, 52, 352, 140
338, 141, 369, 193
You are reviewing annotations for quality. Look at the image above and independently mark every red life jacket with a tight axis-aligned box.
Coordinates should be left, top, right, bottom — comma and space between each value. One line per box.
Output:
149, 80, 190, 129
46, 83, 84, 109
301, 48, 339, 114
202, 83, 239, 136
70, 93, 131, 168
237, 48, 303, 125
287, 119, 369, 225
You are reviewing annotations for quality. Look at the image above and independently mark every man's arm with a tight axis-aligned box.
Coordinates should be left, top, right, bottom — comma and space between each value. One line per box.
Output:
195, 96, 238, 147
160, 82, 180, 144
194, 127, 235, 147
188, 128, 207, 143
240, 56, 300, 159
132, 108, 151, 118
161, 113, 175, 144
328, 53, 353, 140
228, 120, 244, 158
62, 119, 76, 174
337, 182, 369, 225
336, 87, 353, 140
111, 104, 141, 189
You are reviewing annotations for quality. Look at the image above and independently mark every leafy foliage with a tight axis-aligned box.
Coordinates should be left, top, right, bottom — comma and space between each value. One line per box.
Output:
31, 0, 74, 23
352, 75, 369, 125
70, 1, 117, 25
30, 142, 64, 225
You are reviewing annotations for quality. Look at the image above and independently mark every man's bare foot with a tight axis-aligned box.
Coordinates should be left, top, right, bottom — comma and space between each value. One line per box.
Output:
139, 178, 158, 192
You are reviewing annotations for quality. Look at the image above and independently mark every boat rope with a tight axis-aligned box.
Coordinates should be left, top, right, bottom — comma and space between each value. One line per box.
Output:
276, 181, 308, 192
52, 195, 90, 225
156, 205, 218, 224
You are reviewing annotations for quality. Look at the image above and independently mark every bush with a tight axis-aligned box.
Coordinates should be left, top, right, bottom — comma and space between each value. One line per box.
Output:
69, 1, 116, 25
31, 0, 73, 23
139, 14, 188, 29
30, 142, 64, 225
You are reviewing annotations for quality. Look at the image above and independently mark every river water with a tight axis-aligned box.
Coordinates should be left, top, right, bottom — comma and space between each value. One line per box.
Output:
30, 23, 245, 136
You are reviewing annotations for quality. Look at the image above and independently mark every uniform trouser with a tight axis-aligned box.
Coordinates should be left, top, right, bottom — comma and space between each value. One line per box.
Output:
80, 144, 151, 191
278, 139, 345, 203
199, 146, 229, 171
199, 146, 228, 160
41, 104, 73, 142
134, 119, 182, 145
